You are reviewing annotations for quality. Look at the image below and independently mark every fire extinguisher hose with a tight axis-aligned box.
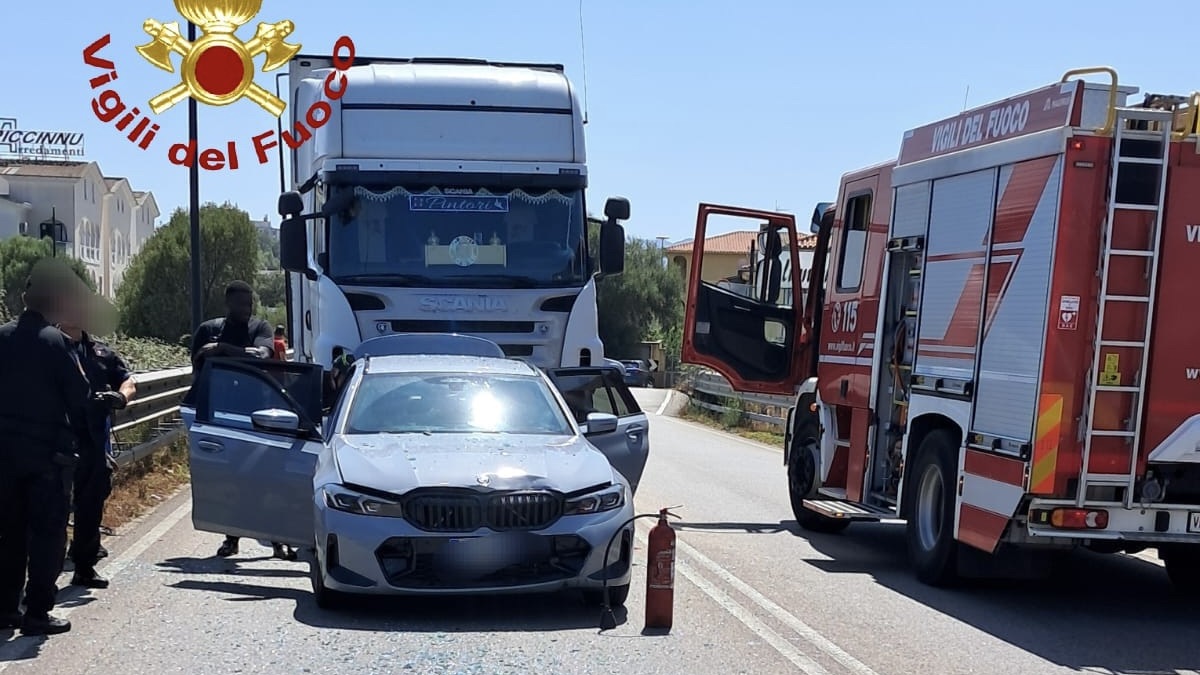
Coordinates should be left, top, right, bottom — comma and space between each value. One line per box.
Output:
598, 506, 681, 631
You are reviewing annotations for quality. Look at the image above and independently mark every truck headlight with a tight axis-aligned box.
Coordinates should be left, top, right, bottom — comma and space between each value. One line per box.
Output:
320, 484, 404, 518
564, 484, 625, 515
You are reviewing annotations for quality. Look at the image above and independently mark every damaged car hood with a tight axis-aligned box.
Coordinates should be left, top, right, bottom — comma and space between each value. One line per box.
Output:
331, 432, 618, 494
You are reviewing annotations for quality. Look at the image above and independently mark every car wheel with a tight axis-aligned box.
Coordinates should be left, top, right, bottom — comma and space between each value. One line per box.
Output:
905, 430, 960, 586
583, 583, 630, 608
787, 439, 851, 534
310, 556, 350, 610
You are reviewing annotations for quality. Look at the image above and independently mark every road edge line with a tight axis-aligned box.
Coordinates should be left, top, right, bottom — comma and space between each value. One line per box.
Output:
654, 390, 672, 416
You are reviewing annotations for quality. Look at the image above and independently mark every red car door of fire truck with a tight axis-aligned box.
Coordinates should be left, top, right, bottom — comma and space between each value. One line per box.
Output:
681, 203, 814, 395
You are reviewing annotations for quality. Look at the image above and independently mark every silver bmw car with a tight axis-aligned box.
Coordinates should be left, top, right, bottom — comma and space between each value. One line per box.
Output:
181, 334, 649, 609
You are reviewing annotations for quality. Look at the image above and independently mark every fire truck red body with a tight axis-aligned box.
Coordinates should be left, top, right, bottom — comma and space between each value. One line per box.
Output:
681, 68, 1200, 590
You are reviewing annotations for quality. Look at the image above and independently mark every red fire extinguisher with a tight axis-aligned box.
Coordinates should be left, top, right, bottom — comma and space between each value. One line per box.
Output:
644, 507, 677, 630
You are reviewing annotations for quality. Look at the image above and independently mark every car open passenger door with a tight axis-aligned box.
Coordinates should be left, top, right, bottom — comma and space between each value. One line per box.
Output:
681, 203, 814, 395
547, 366, 649, 494
186, 357, 326, 548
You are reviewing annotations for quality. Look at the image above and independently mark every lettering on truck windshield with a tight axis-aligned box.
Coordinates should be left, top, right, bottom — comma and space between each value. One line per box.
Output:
327, 185, 589, 288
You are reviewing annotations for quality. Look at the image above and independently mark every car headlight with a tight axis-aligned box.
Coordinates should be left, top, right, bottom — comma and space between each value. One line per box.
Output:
563, 484, 625, 515
320, 484, 404, 518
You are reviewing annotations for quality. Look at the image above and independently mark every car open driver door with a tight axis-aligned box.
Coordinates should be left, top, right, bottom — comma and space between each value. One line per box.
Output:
185, 357, 326, 548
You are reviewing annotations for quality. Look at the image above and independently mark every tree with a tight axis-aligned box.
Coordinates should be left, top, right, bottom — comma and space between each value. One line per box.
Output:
589, 220, 684, 360
0, 236, 95, 319
116, 202, 260, 341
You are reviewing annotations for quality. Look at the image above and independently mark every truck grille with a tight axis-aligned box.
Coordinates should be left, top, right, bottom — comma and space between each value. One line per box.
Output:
388, 320, 536, 334
404, 490, 563, 532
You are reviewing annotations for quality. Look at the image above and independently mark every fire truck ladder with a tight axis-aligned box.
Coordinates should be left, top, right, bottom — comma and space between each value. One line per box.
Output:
1077, 107, 1173, 508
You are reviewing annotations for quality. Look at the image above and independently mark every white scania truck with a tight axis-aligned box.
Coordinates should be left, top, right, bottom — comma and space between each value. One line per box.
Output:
275, 51, 629, 370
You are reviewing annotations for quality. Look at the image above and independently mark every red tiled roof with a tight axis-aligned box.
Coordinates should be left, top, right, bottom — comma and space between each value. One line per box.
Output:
666, 230, 818, 254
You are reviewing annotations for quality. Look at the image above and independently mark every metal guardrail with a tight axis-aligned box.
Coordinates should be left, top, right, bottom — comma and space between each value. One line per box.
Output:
685, 371, 794, 430
109, 366, 193, 468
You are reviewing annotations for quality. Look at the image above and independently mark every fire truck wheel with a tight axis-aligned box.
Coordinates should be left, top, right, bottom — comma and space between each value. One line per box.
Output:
788, 440, 851, 534
906, 430, 960, 586
1161, 545, 1200, 596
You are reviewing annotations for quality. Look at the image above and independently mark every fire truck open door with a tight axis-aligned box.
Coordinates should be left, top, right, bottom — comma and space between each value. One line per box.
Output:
681, 203, 816, 396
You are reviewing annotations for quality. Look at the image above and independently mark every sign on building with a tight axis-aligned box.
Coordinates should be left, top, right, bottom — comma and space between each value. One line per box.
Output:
0, 118, 85, 160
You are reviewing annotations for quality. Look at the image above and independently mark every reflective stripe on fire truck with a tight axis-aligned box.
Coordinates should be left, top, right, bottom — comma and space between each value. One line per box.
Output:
1029, 393, 1064, 494
957, 449, 1027, 553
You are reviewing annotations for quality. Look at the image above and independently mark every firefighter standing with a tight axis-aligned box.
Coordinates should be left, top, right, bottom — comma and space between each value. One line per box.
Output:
0, 259, 92, 636
59, 314, 136, 589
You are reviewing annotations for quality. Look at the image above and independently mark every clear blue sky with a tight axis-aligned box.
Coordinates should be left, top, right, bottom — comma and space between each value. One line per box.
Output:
4, 0, 1196, 244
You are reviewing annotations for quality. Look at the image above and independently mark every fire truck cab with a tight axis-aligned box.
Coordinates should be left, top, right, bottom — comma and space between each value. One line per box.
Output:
682, 68, 1200, 592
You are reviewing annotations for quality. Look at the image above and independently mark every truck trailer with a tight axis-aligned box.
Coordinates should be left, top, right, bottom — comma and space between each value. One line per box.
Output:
681, 67, 1200, 592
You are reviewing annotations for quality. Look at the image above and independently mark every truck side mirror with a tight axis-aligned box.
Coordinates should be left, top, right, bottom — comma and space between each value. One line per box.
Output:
604, 196, 630, 221
279, 218, 313, 279
599, 196, 629, 277
810, 201, 833, 234
279, 191, 304, 218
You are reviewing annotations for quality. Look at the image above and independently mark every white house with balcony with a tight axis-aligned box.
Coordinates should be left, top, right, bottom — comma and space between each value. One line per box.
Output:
0, 160, 160, 299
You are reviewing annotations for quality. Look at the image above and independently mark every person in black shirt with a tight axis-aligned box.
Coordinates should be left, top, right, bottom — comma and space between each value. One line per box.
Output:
59, 308, 136, 590
0, 259, 92, 636
189, 281, 293, 560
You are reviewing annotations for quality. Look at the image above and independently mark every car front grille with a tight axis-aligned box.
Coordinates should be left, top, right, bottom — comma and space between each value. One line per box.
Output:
404, 490, 563, 532
376, 534, 591, 589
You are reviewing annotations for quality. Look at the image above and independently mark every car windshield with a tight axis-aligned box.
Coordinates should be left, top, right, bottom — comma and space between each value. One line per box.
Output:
343, 371, 574, 435
327, 184, 590, 288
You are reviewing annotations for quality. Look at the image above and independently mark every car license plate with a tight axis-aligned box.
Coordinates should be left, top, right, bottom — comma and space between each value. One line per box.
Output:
1189, 512, 1200, 534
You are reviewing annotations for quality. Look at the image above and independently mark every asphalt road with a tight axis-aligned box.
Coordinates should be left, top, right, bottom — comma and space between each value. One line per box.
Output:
2, 388, 1198, 675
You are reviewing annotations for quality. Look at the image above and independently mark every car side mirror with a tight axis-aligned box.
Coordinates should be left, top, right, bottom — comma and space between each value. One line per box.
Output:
604, 196, 630, 221
584, 412, 619, 436
252, 408, 301, 433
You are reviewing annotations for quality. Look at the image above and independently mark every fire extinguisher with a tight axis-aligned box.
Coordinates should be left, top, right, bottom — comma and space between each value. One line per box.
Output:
644, 507, 677, 630
597, 506, 681, 632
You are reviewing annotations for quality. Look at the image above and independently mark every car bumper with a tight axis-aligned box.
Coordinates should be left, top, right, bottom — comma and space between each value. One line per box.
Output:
312, 495, 635, 597
1026, 498, 1200, 544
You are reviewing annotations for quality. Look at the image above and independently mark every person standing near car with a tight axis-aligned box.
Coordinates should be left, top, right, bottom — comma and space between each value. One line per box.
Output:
58, 306, 136, 590
0, 259, 92, 636
190, 281, 292, 560
272, 325, 288, 360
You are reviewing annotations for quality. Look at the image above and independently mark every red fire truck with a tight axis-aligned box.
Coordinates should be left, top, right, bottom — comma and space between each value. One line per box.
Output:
681, 67, 1200, 591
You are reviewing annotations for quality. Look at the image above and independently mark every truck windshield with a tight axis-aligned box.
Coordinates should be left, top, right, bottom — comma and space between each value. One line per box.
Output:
327, 184, 589, 288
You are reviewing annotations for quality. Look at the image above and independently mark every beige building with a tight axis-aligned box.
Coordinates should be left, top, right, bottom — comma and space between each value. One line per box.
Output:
0, 160, 160, 299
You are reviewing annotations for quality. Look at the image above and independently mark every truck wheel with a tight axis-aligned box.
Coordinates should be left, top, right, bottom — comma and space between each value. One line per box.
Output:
788, 439, 851, 534
1161, 545, 1200, 596
906, 430, 960, 586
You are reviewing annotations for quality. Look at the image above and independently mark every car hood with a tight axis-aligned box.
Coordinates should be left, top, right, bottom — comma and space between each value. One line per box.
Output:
331, 432, 618, 494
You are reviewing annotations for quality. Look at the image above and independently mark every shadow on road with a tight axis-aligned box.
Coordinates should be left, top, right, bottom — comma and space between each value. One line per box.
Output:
798, 521, 1200, 674
165, 573, 627, 634
157, 556, 310, 580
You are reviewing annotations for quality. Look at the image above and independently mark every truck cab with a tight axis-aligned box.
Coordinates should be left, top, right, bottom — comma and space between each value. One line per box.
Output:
275, 55, 629, 371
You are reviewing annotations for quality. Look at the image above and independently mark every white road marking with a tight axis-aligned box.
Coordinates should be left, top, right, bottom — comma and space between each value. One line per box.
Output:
635, 523, 880, 675
669, 534, 880, 675
662, 414, 782, 453
654, 389, 673, 416
0, 498, 192, 669
633, 526, 832, 675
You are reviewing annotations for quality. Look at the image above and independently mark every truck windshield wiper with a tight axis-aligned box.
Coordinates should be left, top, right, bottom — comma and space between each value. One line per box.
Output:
336, 274, 438, 286
453, 274, 545, 288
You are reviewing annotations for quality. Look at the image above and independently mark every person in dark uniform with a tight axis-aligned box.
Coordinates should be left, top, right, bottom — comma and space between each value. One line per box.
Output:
190, 280, 292, 560
59, 311, 136, 589
0, 259, 92, 636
